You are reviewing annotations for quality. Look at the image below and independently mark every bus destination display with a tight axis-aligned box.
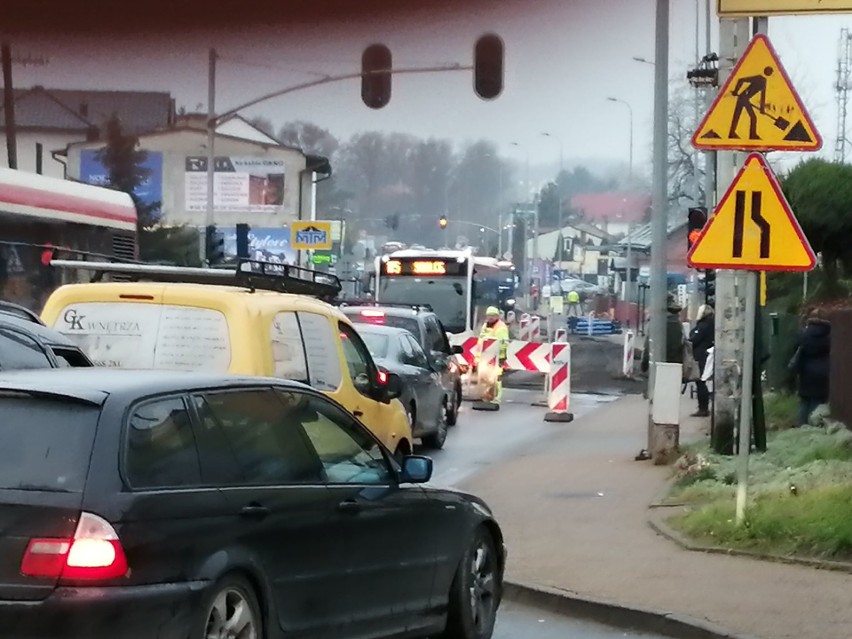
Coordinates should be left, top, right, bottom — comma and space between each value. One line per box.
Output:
382, 258, 466, 277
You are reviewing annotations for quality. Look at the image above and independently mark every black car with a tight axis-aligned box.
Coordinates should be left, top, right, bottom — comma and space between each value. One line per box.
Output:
356, 323, 449, 450
0, 368, 505, 639
0, 307, 93, 370
341, 304, 464, 426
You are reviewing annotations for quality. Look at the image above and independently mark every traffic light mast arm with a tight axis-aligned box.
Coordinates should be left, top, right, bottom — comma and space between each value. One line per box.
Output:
213, 64, 471, 125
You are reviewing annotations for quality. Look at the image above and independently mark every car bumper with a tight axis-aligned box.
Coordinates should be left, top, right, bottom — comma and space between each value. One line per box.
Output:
0, 580, 210, 639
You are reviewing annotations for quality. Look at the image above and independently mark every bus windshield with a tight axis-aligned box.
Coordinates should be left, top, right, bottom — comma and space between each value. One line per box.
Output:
378, 276, 468, 334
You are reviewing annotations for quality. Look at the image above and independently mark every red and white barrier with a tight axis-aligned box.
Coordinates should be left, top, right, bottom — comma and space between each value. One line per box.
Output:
519, 313, 531, 341
545, 342, 573, 422
622, 330, 636, 378
472, 338, 502, 410
505, 340, 551, 373
554, 328, 567, 343
529, 315, 541, 342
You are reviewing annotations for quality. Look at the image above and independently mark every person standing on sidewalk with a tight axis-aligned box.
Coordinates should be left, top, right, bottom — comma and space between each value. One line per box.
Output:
476, 306, 509, 405
689, 304, 714, 417
791, 308, 831, 426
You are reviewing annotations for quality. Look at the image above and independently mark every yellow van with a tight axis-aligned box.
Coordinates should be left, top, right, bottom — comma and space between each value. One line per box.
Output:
41, 273, 414, 457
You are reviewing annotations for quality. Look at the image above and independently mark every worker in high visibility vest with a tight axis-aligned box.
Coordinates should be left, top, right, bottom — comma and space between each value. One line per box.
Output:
566, 289, 582, 317
477, 306, 509, 404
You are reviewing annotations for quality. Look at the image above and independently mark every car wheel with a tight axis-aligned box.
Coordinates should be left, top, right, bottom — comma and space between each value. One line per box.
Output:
441, 528, 501, 639
198, 575, 263, 639
423, 400, 448, 450
446, 386, 460, 427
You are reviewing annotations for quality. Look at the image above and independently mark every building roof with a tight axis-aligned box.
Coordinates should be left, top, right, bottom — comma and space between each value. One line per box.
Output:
569, 192, 651, 225
615, 216, 689, 251
0, 86, 173, 134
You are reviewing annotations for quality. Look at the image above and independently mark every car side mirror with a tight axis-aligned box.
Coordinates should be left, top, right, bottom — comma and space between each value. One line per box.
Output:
451, 345, 464, 355
382, 371, 403, 403
400, 455, 433, 484
429, 351, 449, 370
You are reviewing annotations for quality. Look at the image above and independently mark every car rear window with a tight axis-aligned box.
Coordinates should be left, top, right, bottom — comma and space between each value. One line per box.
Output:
0, 395, 99, 492
359, 332, 390, 359
346, 311, 420, 341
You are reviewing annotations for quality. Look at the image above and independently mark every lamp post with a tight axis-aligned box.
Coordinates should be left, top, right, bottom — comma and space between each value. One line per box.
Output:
606, 97, 634, 180
511, 141, 536, 302
541, 131, 565, 270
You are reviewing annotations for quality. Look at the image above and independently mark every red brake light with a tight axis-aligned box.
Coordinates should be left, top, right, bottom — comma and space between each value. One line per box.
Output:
21, 513, 128, 582
360, 310, 385, 324
377, 370, 388, 385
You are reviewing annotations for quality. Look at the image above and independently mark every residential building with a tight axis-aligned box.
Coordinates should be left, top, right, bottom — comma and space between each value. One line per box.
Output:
569, 192, 651, 237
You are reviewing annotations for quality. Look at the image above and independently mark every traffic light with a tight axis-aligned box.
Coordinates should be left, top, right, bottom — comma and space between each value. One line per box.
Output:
236, 223, 250, 259
205, 225, 225, 264
361, 44, 392, 109
704, 269, 716, 306
438, 215, 448, 229
474, 33, 504, 100
687, 206, 708, 250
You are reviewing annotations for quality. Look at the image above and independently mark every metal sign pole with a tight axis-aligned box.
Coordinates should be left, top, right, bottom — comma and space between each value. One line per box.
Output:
735, 270, 758, 524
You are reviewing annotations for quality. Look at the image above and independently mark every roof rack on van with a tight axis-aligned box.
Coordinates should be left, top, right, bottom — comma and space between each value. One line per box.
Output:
49, 258, 343, 299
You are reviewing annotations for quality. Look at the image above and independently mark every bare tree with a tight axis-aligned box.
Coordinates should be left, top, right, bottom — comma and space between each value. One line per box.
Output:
668, 83, 708, 207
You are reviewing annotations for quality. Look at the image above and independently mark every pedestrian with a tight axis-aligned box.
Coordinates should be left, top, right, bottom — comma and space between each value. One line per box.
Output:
566, 289, 581, 317
689, 304, 714, 417
476, 306, 509, 405
790, 307, 831, 426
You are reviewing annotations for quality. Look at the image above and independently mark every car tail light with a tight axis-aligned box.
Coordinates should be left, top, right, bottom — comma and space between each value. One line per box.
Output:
377, 370, 388, 385
360, 310, 385, 324
21, 512, 128, 582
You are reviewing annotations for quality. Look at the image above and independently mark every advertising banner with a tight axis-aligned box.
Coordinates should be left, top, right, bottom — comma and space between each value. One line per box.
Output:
222, 226, 296, 265
184, 156, 285, 212
80, 150, 163, 220
291, 221, 333, 250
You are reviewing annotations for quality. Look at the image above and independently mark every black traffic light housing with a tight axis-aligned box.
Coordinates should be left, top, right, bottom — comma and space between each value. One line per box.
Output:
235, 223, 250, 259
206, 225, 225, 265
474, 33, 504, 100
703, 269, 716, 307
361, 44, 392, 110
687, 206, 708, 250
438, 214, 448, 230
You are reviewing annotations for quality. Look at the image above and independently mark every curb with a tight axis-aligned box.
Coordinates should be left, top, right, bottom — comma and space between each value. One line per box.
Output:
502, 581, 759, 639
647, 510, 852, 575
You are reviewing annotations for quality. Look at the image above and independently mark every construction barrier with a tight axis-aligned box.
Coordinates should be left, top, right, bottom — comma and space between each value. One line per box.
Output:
529, 315, 542, 342
569, 316, 622, 336
545, 342, 573, 422
554, 328, 567, 343
519, 313, 531, 341
472, 338, 501, 411
622, 330, 636, 378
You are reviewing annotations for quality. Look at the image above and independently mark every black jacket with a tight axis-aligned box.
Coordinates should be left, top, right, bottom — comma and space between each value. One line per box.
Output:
690, 315, 714, 365
794, 319, 831, 400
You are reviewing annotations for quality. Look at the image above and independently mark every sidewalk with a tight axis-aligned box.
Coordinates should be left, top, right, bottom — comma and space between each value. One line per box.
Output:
460, 394, 852, 639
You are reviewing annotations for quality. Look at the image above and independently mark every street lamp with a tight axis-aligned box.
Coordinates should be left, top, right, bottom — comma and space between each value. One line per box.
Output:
541, 131, 565, 268
606, 97, 634, 180
632, 56, 655, 66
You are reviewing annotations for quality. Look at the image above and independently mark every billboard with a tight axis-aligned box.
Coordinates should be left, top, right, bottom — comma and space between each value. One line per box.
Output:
718, 0, 852, 14
79, 150, 163, 220
291, 221, 333, 250
185, 156, 285, 213
222, 226, 296, 265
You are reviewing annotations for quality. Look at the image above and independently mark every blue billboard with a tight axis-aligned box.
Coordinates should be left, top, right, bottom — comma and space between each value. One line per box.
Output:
222, 227, 296, 265
80, 150, 164, 221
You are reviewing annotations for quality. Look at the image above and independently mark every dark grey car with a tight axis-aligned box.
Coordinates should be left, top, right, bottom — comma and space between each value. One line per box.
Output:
355, 323, 450, 450
0, 306, 93, 370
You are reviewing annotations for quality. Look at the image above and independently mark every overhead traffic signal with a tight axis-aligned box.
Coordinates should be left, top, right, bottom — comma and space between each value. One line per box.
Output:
474, 33, 505, 100
687, 206, 708, 251
438, 215, 448, 229
205, 225, 225, 265
361, 44, 392, 110
235, 223, 251, 259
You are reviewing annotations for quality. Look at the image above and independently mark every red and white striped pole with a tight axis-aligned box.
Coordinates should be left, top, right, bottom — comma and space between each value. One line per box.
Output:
519, 314, 530, 341
530, 315, 541, 342
622, 330, 636, 378
545, 342, 573, 422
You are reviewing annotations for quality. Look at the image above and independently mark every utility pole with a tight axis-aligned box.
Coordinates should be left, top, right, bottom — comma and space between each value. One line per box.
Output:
205, 48, 217, 264
625, 222, 633, 306
2, 43, 18, 170
712, 17, 750, 455
648, 0, 670, 398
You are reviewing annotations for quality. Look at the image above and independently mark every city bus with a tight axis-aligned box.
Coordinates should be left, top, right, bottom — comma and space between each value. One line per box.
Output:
373, 248, 506, 343
0, 168, 138, 312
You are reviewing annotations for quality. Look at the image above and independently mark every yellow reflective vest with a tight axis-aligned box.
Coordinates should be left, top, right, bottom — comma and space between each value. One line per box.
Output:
479, 320, 509, 360
567, 290, 580, 304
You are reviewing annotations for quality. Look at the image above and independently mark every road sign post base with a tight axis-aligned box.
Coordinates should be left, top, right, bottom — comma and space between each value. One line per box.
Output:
472, 401, 500, 412
544, 411, 574, 423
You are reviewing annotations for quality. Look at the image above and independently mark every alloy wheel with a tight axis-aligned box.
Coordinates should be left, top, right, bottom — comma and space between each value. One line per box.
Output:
205, 588, 258, 639
468, 542, 497, 634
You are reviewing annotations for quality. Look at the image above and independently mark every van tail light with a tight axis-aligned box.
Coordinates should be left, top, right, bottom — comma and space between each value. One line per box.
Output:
377, 370, 388, 385
360, 310, 385, 324
21, 512, 128, 582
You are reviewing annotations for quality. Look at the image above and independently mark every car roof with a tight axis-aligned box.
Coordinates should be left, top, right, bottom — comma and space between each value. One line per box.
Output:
341, 305, 428, 320
0, 313, 82, 347
0, 368, 311, 405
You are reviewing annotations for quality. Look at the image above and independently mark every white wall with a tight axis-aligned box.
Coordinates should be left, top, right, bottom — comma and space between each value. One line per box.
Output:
0, 131, 82, 179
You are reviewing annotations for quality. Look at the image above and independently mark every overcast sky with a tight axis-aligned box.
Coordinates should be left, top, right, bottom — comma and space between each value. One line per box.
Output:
8, 0, 852, 182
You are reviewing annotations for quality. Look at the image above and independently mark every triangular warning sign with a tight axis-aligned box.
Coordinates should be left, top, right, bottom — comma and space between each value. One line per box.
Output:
688, 153, 815, 272
692, 34, 821, 152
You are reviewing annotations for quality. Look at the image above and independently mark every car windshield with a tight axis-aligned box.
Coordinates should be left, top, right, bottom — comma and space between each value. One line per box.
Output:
357, 331, 390, 359
379, 278, 467, 334
0, 395, 99, 492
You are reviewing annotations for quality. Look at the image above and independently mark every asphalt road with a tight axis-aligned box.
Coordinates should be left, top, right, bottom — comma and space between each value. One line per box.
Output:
495, 601, 669, 639
423, 387, 619, 487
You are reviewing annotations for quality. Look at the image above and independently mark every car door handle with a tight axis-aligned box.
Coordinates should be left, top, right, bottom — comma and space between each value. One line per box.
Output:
240, 504, 270, 520
337, 499, 363, 514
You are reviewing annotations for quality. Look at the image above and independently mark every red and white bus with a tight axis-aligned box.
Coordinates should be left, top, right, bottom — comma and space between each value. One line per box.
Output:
0, 168, 137, 311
